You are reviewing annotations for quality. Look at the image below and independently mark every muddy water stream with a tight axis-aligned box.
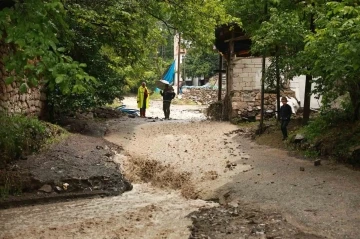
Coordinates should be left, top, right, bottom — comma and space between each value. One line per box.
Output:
1, 184, 216, 239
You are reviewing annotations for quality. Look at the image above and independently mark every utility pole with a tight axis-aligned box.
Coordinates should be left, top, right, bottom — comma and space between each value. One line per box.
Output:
183, 55, 186, 81
218, 54, 223, 101
260, 55, 266, 134
276, 46, 281, 122
177, 33, 181, 95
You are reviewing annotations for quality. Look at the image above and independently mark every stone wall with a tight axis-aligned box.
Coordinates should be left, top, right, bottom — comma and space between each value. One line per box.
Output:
181, 88, 226, 105
229, 57, 295, 120
0, 42, 46, 116
231, 90, 295, 120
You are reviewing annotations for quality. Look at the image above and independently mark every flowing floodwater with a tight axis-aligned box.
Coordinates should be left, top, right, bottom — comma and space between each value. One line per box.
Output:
1, 184, 216, 239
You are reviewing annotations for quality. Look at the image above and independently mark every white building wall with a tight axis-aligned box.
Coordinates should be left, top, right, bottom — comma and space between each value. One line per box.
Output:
290, 76, 322, 109
232, 57, 321, 109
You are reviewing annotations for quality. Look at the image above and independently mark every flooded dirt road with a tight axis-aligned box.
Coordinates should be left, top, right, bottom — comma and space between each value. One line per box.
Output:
2, 98, 360, 239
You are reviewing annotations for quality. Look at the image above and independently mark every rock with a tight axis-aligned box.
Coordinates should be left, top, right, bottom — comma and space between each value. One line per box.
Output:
300, 167, 305, 171
294, 134, 305, 143
19, 155, 28, 160
349, 145, 360, 165
314, 159, 321, 166
38, 184, 53, 193
63, 183, 69, 190
228, 200, 239, 208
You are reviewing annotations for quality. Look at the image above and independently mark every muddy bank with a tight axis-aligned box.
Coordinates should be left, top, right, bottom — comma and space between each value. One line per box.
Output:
0, 134, 132, 209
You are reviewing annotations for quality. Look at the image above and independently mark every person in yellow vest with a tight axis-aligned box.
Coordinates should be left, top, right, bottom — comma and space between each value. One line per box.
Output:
137, 82, 150, 117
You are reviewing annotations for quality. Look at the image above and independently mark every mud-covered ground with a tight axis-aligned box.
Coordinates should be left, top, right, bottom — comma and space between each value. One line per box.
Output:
1, 97, 360, 239
0, 132, 132, 209
188, 203, 324, 239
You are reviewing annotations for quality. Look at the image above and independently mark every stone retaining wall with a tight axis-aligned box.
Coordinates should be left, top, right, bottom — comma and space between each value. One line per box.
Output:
231, 90, 295, 120
0, 41, 46, 116
181, 88, 226, 105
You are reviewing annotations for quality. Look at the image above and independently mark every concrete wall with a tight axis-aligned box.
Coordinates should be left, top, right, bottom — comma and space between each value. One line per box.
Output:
232, 57, 263, 91
0, 41, 46, 116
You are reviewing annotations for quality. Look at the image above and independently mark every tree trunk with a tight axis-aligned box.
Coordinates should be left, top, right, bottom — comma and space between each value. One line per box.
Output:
349, 83, 360, 121
303, 10, 315, 125
218, 55, 223, 101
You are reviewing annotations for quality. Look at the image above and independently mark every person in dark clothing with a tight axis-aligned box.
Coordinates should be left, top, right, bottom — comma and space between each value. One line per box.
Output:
160, 85, 176, 120
279, 96, 292, 140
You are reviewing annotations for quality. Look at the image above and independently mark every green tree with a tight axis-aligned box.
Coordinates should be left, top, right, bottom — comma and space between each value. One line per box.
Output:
184, 48, 219, 80
0, 0, 95, 95
304, 1, 360, 120
1, 0, 232, 115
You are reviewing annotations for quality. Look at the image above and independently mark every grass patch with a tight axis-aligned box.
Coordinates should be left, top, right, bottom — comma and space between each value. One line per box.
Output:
0, 114, 67, 166
0, 171, 22, 199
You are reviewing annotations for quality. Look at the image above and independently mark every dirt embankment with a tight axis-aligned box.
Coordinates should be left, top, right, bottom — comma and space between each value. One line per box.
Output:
0, 111, 132, 209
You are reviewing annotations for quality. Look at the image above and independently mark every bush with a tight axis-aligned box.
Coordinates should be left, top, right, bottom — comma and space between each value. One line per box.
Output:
304, 108, 352, 141
0, 114, 49, 166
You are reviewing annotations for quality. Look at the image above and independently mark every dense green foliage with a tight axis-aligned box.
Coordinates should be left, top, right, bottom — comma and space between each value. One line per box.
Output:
0, 0, 231, 115
304, 1, 360, 120
0, 0, 95, 95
